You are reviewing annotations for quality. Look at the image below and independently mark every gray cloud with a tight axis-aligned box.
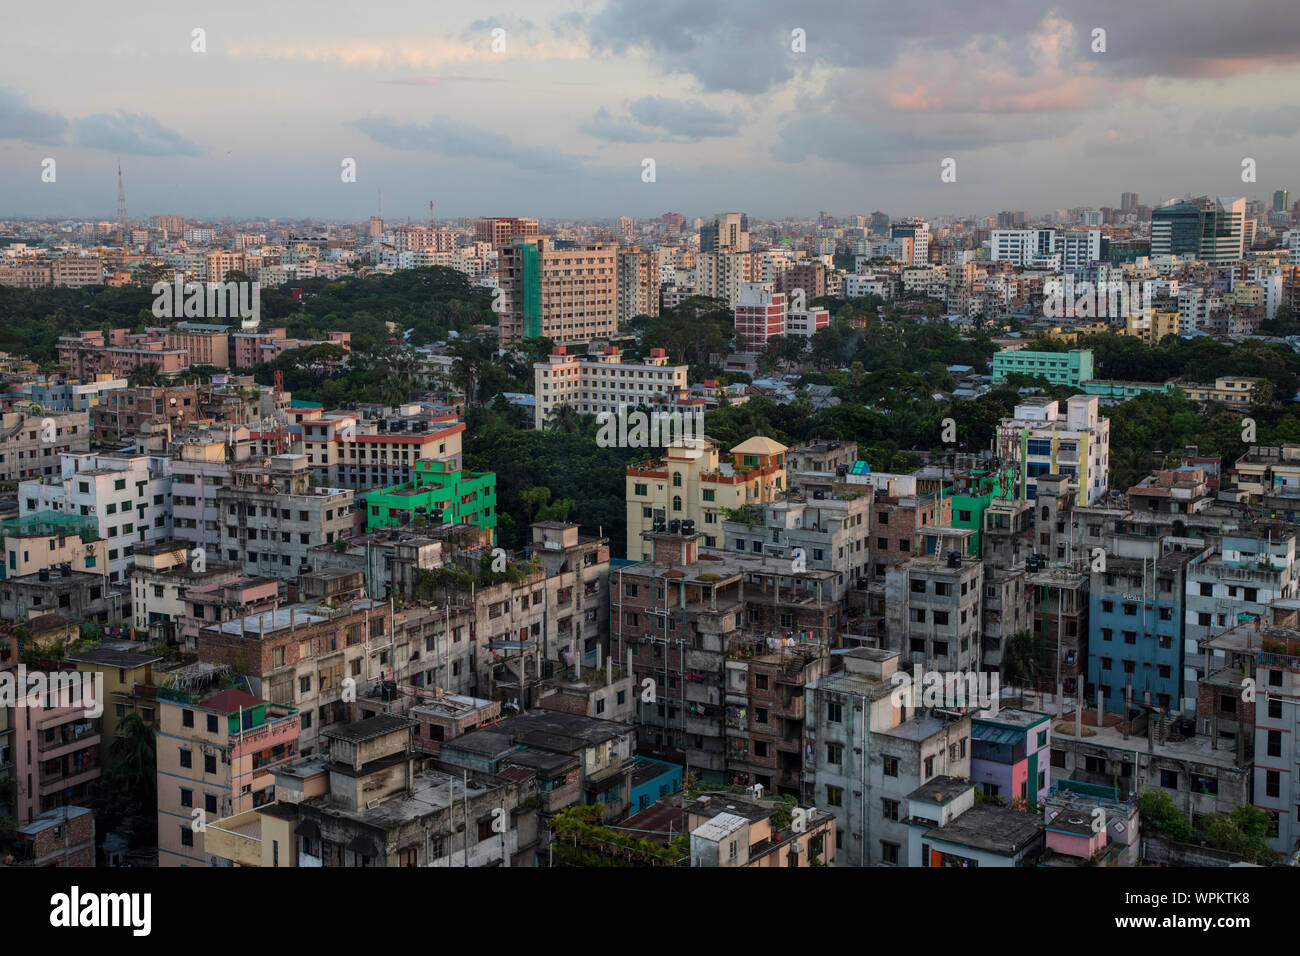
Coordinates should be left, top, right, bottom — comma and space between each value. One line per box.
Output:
73, 111, 200, 156
349, 114, 588, 175
581, 97, 741, 143
627, 97, 741, 140
587, 0, 1300, 93
0, 87, 69, 144
0, 88, 198, 155
579, 107, 659, 143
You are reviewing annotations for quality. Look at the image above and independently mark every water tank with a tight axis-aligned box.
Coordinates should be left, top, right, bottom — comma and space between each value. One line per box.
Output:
681, 519, 696, 535
668, 519, 681, 534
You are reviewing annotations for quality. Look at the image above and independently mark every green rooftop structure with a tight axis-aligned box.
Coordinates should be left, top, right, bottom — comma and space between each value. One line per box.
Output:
366, 458, 497, 540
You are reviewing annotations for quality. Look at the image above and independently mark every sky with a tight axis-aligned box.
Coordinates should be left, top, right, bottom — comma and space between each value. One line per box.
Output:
2, 0, 1299, 222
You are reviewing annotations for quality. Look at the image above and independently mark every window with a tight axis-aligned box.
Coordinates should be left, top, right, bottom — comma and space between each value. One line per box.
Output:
881, 799, 900, 821
826, 785, 844, 807
883, 756, 899, 777
179, 748, 192, 768
826, 743, 843, 765
180, 788, 193, 808
207, 714, 218, 733
182, 709, 194, 728
826, 700, 842, 723
204, 754, 217, 775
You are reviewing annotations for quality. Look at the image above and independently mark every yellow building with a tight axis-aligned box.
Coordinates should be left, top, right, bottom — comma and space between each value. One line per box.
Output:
625, 436, 787, 559
1123, 309, 1180, 345
1180, 376, 1266, 406
64, 647, 165, 763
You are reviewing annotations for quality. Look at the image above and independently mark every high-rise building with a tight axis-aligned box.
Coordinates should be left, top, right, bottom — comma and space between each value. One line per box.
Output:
734, 282, 787, 351
1274, 189, 1291, 214
617, 248, 660, 322
474, 216, 539, 250
890, 219, 930, 265
498, 237, 618, 345
699, 213, 750, 253
1120, 192, 1139, 212
1150, 197, 1245, 264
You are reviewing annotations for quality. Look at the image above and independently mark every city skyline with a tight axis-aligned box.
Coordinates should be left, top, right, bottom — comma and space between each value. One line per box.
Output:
3, 1, 1300, 219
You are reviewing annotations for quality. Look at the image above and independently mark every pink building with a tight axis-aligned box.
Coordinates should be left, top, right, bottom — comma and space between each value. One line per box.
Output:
156, 688, 300, 867
734, 282, 786, 352
10, 668, 102, 823
180, 577, 281, 650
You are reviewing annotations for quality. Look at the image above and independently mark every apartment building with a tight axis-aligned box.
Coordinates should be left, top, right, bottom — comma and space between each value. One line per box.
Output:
734, 282, 787, 351
995, 395, 1111, 505
474, 216, 539, 250
533, 345, 688, 430
804, 648, 973, 866
617, 248, 661, 322
19, 451, 173, 586
1088, 553, 1192, 714
498, 237, 618, 345
1184, 527, 1294, 712
0, 511, 103, 582
721, 490, 873, 603
215, 454, 353, 581
696, 249, 761, 305
625, 436, 787, 559
92, 383, 202, 440
0, 409, 89, 482
196, 598, 391, 755
884, 554, 985, 674
991, 348, 1094, 387
688, 791, 836, 867
301, 414, 465, 490
156, 688, 300, 866
63, 647, 164, 761
9, 665, 102, 823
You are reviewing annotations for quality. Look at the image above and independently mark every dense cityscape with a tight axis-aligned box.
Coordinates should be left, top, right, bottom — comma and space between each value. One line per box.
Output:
4, 3, 1300, 937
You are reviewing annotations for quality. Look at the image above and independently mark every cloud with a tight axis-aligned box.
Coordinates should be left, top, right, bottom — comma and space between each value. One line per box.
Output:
229, 24, 587, 71
379, 74, 506, 86
73, 111, 200, 156
0, 87, 69, 144
1192, 104, 1300, 138
0, 88, 197, 155
348, 114, 588, 175
581, 97, 741, 143
586, 0, 1300, 94
579, 107, 659, 143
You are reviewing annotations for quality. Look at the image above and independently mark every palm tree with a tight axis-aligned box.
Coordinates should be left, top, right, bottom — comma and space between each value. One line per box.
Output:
127, 362, 161, 387
108, 710, 157, 813
548, 404, 581, 435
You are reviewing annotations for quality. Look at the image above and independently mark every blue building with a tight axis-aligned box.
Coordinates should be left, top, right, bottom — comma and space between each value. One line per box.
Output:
628, 756, 683, 814
1087, 553, 1193, 713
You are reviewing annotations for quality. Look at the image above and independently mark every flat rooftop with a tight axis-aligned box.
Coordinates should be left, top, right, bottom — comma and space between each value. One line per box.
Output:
923, 804, 1044, 855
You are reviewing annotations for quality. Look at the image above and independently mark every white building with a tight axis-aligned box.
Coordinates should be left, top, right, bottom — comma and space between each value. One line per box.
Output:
19, 452, 173, 586
995, 395, 1111, 506
532, 345, 688, 429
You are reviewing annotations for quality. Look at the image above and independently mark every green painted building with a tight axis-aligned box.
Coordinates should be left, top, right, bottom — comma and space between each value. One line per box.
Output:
992, 348, 1094, 387
945, 472, 1006, 555
366, 458, 497, 539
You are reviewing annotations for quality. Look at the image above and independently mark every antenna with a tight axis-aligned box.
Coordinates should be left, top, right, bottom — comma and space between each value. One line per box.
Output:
116, 160, 128, 234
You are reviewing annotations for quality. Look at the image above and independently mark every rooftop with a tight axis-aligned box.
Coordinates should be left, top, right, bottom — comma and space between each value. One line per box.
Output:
923, 803, 1044, 855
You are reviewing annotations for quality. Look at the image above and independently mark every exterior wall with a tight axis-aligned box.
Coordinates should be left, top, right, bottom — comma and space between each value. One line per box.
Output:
0, 411, 90, 481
